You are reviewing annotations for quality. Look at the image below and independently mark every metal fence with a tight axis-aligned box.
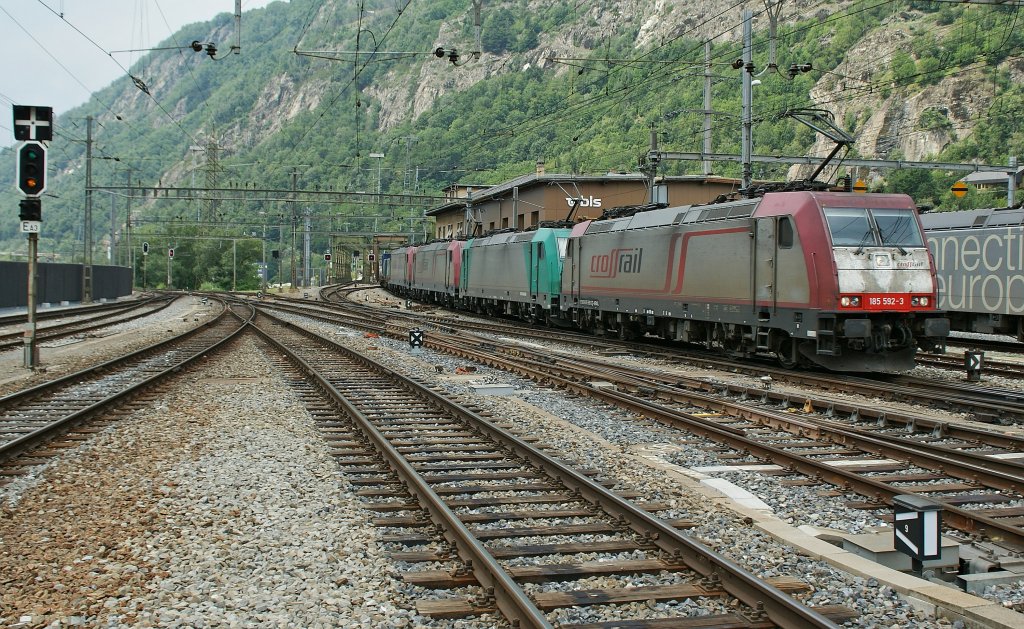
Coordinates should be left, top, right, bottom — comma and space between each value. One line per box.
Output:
0, 262, 133, 308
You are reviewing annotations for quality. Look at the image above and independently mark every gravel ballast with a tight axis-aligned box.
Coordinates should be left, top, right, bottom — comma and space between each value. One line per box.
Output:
3, 293, 1023, 626
1, 335, 500, 628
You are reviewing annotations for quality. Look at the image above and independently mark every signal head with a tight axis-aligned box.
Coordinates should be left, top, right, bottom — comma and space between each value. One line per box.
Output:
16, 141, 47, 196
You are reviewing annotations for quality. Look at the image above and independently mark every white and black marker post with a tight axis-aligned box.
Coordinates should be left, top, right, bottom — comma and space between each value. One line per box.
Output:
409, 328, 424, 354
965, 350, 984, 382
893, 494, 943, 576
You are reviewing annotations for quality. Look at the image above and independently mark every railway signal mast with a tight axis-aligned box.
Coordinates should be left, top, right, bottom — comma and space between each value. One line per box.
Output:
11, 105, 53, 369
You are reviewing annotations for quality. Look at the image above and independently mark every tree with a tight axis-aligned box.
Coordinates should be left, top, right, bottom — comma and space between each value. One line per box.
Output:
482, 8, 515, 53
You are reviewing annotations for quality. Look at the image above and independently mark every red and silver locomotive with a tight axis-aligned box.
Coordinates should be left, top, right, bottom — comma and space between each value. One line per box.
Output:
559, 191, 949, 371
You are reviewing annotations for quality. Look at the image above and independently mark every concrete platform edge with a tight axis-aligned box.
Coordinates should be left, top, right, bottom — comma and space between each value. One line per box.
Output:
629, 445, 1024, 629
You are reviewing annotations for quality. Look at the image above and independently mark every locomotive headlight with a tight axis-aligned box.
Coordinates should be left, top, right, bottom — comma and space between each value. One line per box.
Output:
840, 296, 861, 307
911, 296, 929, 307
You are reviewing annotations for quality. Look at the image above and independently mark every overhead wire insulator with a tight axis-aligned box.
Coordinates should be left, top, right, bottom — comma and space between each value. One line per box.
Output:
788, 63, 813, 78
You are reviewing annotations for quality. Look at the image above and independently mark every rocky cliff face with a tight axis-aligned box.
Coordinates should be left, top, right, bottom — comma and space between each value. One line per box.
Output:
356, 1, 988, 172
137, 1, 1002, 184
792, 15, 999, 181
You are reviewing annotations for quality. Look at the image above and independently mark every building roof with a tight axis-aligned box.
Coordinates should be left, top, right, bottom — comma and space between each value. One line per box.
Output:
962, 166, 1024, 186
426, 172, 739, 216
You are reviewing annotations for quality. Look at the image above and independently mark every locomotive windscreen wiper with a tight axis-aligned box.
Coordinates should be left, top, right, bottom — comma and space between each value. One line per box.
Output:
854, 229, 876, 255
872, 209, 921, 254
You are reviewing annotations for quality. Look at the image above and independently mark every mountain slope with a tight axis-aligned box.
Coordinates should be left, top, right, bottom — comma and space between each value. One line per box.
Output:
2, 0, 1020, 288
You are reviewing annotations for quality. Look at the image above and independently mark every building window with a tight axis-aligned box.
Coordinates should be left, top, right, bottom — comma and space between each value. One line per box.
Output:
502, 217, 509, 228
530, 211, 539, 227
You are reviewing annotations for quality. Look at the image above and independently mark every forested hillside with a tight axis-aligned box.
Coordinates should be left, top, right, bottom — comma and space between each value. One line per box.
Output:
2, 0, 1021, 290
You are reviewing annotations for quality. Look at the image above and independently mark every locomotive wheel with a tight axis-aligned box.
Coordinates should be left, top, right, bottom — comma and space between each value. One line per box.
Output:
720, 334, 742, 354
618, 322, 640, 341
776, 337, 799, 369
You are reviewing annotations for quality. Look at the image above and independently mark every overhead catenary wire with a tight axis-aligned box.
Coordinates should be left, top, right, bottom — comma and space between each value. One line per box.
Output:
152, 0, 212, 119
285, 0, 414, 156
471, 0, 1021, 180
0, 5, 121, 119
32, 0, 201, 148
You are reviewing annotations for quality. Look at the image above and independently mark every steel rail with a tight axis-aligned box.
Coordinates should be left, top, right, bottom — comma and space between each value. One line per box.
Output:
246, 312, 555, 629
0, 301, 253, 461
500, 344, 1024, 483
267, 296, 1024, 547
250, 307, 842, 629
569, 355, 1024, 449
317, 288, 1024, 422
431, 336, 1024, 551
0, 299, 228, 411
269, 295, 1024, 451
0, 293, 156, 328
269, 297, 1024, 466
0, 295, 178, 351
916, 353, 1024, 379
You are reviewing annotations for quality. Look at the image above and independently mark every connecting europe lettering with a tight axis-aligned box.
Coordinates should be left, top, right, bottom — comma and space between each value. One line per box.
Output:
927, 227, 1024, 314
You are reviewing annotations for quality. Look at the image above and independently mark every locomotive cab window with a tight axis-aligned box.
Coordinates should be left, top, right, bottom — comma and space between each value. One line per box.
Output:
824, 207, 924, 248
778, 216, 794, 249
873, 208, 924, 247
824, 208, 872, 246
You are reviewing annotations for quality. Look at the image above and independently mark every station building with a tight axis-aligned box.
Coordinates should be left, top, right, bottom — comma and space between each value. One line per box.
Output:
427, 164, 742, 240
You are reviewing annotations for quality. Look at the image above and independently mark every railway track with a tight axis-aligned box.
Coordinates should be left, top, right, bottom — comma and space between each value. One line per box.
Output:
248, 305, 855, 628
915, 351, 1024, 380
0, 294, 155, 328
418, 323, 1024, 552
320, 286, 1021, 380
0, 299, 252, 473
0, 294, 177, 352
272, 294, 1024, 554
279, 290, 1024, 425
946, 335, 1024, 355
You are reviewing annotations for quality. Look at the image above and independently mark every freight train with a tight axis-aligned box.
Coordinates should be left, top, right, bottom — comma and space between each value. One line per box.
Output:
382, 191, 950, 372
920, 205, 1024, 340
